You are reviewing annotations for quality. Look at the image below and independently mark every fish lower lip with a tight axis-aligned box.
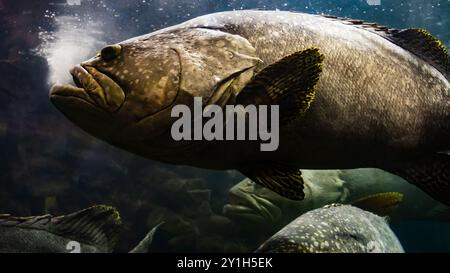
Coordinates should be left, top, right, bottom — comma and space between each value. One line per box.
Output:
57, 65, 125, 112
50, 83, 96, 105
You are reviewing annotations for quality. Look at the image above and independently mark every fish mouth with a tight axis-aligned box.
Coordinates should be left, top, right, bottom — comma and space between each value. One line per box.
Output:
50, 64, 125, 112
223, 188, 282, 225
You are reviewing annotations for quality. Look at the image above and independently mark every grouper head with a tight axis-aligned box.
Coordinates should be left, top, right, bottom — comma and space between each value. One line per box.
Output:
50, 27, 261, 156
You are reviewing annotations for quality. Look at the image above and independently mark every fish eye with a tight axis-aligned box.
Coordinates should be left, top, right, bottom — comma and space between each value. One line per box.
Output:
100, 44, 122, 62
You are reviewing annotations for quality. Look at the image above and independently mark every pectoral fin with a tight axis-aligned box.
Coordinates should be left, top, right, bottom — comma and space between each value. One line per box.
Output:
387, 153, 450, 206
352, 192, 404, 217
236, 48, 324, 125
239, 163, 305, 200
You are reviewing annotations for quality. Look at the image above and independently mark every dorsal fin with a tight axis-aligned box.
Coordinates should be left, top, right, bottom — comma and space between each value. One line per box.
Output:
318, 13, 395, 34
0, 205, 122, 252
50, 205, 122, 251
319, 14, 450, 79
388, 29, 450, 79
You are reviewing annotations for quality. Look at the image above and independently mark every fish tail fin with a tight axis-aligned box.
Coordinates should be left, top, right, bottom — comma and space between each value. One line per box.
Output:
387, 153, 450, 206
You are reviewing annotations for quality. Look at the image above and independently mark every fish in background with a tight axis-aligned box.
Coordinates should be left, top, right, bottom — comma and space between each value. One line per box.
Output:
255, 194, 405, 253
0, 205, 162, 253
0, 205, 121, 253
50, 10, 450, 206
224, 169, 450, 235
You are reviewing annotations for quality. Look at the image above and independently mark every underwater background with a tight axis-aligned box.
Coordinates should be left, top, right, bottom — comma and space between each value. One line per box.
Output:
0, 0, 449, 252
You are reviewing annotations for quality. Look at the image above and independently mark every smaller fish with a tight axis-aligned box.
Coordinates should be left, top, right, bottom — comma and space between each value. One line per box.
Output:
0, 205, 121, 253
255, 194, 404, 253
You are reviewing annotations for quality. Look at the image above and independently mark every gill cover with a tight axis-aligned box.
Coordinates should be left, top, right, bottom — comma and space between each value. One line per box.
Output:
171, 28, 262, 103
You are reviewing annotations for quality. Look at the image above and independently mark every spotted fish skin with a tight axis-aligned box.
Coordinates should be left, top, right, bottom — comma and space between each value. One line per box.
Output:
255, 204, 404, 253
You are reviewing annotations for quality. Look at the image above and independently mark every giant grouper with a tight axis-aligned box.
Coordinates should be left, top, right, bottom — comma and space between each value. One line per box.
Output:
50, 10, 450, 205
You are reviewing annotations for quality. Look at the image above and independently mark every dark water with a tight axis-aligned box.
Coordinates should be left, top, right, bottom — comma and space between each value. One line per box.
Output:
0, 0, 449, 252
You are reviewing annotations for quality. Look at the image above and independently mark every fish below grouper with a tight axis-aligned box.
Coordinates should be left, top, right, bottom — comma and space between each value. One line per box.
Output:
255, 203, 405, 253
50, 10, 450, 204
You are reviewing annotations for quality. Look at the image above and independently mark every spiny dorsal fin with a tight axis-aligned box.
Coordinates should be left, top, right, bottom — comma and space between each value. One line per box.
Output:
320, 13, 395, 34
320, 14, 450, 79
351, 192, 404, 217
50, 205, 122, 252
389, 29, 450, 79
